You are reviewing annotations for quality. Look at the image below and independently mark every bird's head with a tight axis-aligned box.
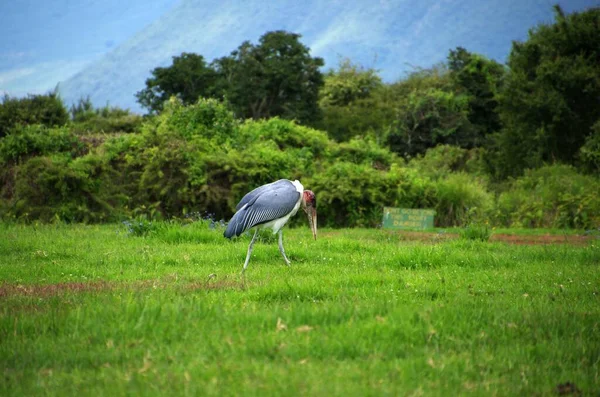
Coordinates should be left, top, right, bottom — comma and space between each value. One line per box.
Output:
302, 190, 317, 240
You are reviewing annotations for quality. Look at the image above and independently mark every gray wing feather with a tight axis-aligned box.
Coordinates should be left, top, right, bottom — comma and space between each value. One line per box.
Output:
234, 179, 292, 211
224, 180, 300, 238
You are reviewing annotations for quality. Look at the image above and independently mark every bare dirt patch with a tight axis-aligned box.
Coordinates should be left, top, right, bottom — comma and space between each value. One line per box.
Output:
385, 230, 594, 245
185, 279, 242, 292
490, 233, 592, 246
0, 278, 243, 299
0, 281, 114, 298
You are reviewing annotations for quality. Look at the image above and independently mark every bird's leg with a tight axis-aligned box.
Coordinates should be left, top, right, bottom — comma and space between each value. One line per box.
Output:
278, 230, 291, 266
242, 229, 259, 274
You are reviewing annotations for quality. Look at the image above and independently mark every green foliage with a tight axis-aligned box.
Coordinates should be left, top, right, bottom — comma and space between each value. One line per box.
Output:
320, 59, 383, 107
332, 138, 395, 169
0, 91, 69, 137
495, 165, 600, 229
578, 120, 600, 174
127, 99, 240, 218
0, 124, 84, 163
238, 117, 329, 155
318, 60, 390, 141
387, 86, 474, 157
121, 215, 160, 237
459, 223, 492, 242
448, 47, 505, 138
409, 144, 487, 180
154, 97, 238, 143
309, 162, 397, 227
1, 93, 598, 230
214, 118, 330, 215
493, 6, 600, 178
213, 31, 324, 124
135, 137, 201, 218
318, 54, 505, 151
309, 162, 439, 227
9, 155, 115, 223
69, 96, 95, 120
70, 96, 142, 134
136, 31, 324, 125
136, 53, 218, 114
432, 172, 493, 227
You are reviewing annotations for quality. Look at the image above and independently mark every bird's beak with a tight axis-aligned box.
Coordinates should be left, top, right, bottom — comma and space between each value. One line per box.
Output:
307, 206, 317, 240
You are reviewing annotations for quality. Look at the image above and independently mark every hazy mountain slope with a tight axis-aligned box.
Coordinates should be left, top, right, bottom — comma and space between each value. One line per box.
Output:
58, 0, 596, 113
0, 0, 178, 97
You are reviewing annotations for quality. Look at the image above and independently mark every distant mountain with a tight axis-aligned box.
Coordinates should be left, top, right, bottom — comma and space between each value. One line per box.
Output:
58, 0, 597, 114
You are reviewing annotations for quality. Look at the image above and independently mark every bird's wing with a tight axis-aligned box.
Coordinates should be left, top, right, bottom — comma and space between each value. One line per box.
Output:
224, 180, 300, 238
235, 179, 288, 211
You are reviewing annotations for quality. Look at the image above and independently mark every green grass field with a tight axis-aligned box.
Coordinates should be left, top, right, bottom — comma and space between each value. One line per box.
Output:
1, 222, 598, 396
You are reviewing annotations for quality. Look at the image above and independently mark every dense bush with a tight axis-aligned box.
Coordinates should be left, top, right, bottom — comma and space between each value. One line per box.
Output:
309, 162, 398, 227
71, 114, 142, 135
387, 87, 474, 158
409, 145, 487, 180
0, 125, 84, 163
70, 97, 143, 134
0, 92, 69, 137
153, 97, 238, 143
495, 165, 600, 229
1, 95, 598, 229
579, 120, 600, 174
432, 173, 493, 226
9, 155, 116, 223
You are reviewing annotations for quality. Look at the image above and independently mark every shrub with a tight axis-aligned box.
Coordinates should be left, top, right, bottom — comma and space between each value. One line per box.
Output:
309, 162, 401, 227
0, 124, 84, 163
70, 98, 143, 134
409, 144, 487, 179
71, 114, 143, 135
238, 117, 330, 155
0, 92, 69, 137
8, 155, 115, 222
579, 120, 600, 174
332, 137, 395, 169
495, 164, 600, 229
153, 97, 238, 143
432, 173, 493, 227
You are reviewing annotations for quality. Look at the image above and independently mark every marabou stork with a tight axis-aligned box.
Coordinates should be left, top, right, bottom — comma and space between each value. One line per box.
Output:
224, 179, 317, 273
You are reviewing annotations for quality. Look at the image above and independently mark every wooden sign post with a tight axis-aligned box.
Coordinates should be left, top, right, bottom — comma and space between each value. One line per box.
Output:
382, 207, 435, 230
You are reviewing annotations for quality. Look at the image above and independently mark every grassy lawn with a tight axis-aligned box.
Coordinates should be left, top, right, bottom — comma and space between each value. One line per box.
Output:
1, 222, 598, 396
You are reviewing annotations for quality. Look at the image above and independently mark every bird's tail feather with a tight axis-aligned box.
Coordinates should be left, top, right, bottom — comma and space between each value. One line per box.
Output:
223, 209, 245, 238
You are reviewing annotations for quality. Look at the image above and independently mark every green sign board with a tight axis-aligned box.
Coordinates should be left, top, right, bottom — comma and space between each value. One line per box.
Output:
382, 207, 435, 230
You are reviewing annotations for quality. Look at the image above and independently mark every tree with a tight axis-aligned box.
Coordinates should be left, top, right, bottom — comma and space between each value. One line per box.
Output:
578, 120, 600, 174
136, 32, 324, 124
0, 90, 69, 137
317, 59, 392, 141
387, 87, 473, 158
492, 6, 600, 178
448, 47, 505, 140
384, 66, 476, 158
212, 31, 324, 124
136, 53, 218, 114
319, 59, 382, 107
